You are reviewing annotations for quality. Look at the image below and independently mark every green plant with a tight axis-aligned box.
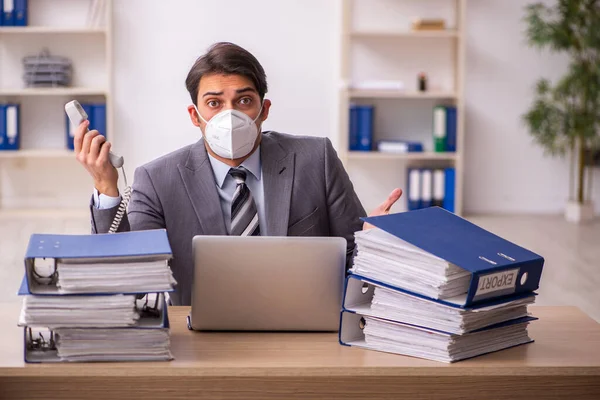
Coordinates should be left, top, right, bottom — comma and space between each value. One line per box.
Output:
522, 0, 600, 204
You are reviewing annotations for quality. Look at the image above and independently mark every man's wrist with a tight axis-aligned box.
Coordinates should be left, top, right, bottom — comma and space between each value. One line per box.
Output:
95, 182, 119, 197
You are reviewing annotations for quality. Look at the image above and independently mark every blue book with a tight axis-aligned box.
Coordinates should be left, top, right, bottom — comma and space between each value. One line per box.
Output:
91, 103, 107, 137
0, 104, 5, 149
14, 0, 26, 26
376, 140, 423, 153
65, 102, 93, 150
360, 207, 544, 306
23, 229, 173, 295
420, 169, 433, 208
2, 0, 14, 25
443, 167, 455, 212
406, 168, 421, 211
349, 105, 360, 151
0, 104, 20, 150
0, 0, 3, 26
349, 105, 373, 151
445, 106, 457, 152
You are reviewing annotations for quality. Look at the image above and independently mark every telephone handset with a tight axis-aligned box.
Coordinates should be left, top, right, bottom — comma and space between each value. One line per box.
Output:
65, 100, 131, 233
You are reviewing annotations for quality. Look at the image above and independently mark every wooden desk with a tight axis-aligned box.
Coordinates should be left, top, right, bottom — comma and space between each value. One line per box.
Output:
0, 305, 599, 400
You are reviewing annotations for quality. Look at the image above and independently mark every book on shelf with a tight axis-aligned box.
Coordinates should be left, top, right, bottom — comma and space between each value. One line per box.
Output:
407, 168, 455, 212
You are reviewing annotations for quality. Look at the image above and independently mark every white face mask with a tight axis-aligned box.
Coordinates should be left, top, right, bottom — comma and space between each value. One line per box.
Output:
195, 106, 263, 159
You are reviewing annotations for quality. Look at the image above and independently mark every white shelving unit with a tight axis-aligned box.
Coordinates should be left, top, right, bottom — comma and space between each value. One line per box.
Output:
338, 0, 466, 215
0, 0, 113, 211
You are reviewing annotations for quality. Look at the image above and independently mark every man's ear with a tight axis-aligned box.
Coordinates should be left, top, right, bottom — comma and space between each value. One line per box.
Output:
187, 105, 202, 128
259, 99, 272, 122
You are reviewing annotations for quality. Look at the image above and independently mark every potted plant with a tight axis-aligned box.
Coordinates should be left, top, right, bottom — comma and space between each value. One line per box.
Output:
522, 0, 600, 222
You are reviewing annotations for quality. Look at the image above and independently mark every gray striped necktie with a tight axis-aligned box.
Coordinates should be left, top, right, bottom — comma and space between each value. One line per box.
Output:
229, 167, 260, 236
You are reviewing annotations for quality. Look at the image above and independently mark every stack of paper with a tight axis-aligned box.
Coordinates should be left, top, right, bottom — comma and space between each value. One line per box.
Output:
352, 228, 472, 299
370, 284, 535, 334
362, 315, 532, 363
55, 328, 172, 362
19, 229, 176, 363
56, 260, 176, 294
340, 207, 544, 363
19, 294, 139, 327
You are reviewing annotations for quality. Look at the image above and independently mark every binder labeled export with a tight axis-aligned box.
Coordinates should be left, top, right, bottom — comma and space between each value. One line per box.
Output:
353, 207, 544, 307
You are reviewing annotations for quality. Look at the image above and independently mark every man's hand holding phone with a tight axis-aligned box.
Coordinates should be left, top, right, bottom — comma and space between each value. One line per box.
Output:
74, 120, 119, 197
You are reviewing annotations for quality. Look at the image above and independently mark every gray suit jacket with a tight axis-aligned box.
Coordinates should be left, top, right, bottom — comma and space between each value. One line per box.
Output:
90, 131, 366, 305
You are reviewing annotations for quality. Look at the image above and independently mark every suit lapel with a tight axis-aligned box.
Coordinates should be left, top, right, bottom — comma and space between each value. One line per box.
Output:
178, 140, 227, 235
261, 133, 295, 236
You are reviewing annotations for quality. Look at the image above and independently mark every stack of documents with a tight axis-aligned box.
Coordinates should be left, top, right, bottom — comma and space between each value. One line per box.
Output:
18, 229, 176, 363
56, 260, 176, 294
19, 294, 140, 327
352, 228, 472, 299
54, 328, 172, 362
361, 313, 532, 363
340, 207, 544, 363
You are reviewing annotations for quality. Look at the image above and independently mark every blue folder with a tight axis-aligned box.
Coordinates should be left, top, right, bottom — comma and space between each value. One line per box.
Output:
0, 104, 20, 150
406, 168, 421, 211
91, 103, 107, 137
443, 167, 455, 212
23, 294, 171, 363
0, 104, 5, 149
361, 207, 544, 306
14, 0, 26, 26
349, 105, 373, 151
24, 229, 173, 295
2, 0, 14, 26
445, 106, 457, 152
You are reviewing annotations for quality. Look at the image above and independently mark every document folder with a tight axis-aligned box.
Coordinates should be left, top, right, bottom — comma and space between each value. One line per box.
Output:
339, 310, 536, 363
23, 229, 173, 295
342, 274, 535, 334
23, 295, 171, 363
360, 207, 544, 306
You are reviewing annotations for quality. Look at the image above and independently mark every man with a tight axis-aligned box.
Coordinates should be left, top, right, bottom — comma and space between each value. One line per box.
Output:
75, 42, 402, 306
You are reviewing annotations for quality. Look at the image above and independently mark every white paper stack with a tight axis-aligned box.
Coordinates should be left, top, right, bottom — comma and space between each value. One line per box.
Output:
54, 328, 171, 362
370, 285, 535, 335
352, 228, 471, 299
19, 295, 139, 328
362, 315, 532, 363
56, 260, 176, 294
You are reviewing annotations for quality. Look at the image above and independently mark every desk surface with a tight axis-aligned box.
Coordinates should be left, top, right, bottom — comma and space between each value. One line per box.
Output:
1, 304, 599, 399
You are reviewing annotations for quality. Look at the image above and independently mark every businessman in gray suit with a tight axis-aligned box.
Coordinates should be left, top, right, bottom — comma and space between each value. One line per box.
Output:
74, 42, 402, 306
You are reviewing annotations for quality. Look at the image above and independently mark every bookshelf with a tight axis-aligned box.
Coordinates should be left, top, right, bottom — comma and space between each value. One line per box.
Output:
0, 0, 113, 211
338, 0, 466, 215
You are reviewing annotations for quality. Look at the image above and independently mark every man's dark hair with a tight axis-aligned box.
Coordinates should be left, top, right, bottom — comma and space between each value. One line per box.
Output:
185, 42, 268, 106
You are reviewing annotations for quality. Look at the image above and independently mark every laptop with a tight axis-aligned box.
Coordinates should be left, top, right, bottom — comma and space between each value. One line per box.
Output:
188, 236, 347, 331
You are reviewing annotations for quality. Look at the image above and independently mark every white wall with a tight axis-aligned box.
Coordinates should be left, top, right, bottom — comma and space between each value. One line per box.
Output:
3, 0, 599, 215
112, 0, 339, 173
108, 0, 600, 216
463, 0, 600, 214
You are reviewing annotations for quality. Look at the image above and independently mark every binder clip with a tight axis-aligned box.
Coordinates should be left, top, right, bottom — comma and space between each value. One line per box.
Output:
137, 293, 160, 318
26, 328, 56, 352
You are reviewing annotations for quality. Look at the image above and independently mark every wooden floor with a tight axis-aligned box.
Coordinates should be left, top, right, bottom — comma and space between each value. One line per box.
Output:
1, 211, 599, 322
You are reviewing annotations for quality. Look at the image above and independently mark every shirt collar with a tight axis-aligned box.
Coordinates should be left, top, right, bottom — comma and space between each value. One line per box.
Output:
207, 146, 262, 188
